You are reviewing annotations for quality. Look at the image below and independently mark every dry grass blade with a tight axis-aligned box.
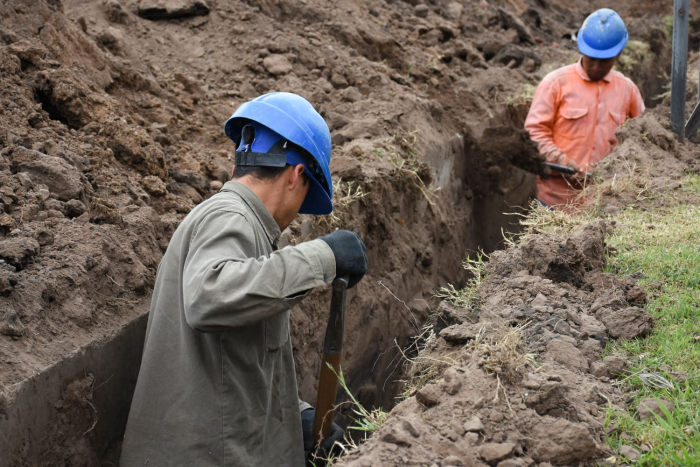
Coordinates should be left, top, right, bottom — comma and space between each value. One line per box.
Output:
316, 178, 368, 228
584, 158, 653, 206
508, 199, 586, 239
638, 372, 675, 391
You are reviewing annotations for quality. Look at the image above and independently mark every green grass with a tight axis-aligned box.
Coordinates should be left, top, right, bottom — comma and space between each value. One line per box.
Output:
615, 40, 654, 75
504, 83, 537, 107
600, 176, 700, 464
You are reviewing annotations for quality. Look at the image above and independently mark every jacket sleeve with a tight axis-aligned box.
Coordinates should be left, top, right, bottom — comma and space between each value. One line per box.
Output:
524, 78, 568, 164
182, 209, 336, 332
628, 83, 645, 118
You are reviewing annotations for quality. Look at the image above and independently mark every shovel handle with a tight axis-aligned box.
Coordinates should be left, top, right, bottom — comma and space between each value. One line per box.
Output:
313, 276, 349, 445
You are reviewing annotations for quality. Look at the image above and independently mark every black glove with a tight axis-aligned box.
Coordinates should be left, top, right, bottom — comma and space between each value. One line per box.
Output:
301, 408, 344, 464
318, 230, 368, 288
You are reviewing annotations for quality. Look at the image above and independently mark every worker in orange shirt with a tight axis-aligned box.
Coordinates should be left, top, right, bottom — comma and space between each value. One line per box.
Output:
525, 8, 645, 208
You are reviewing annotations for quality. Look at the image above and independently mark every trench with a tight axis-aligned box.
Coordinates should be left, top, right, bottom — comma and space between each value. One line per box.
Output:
308, 123, 537, 434
326, 32, 679, 436
0, 118, 535, 466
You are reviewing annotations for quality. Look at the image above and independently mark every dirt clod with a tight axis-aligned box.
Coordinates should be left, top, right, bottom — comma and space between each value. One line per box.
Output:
464, 416, 485, 433
0, 237, 40, 270
545, 339, 589, 373
620, 445, 641, 461
479, 442, 516, 465
440, 323, 481, 344
597, 307, 654, 339
530, 418, 598, 465
601, 355, 628, 376
415, 383, 442, 407
638, 397, 673, 421
13, 148, 83, 201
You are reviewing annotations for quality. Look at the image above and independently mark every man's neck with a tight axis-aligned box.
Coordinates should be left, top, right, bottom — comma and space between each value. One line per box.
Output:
235, 177, 288, 229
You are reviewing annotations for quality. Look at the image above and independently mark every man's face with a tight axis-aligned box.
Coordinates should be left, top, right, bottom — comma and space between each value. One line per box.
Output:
581, 55, 619, 81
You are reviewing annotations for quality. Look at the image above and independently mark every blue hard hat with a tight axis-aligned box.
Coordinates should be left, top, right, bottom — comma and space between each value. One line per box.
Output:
225, 92, 333, 215
577, 9, 628, 59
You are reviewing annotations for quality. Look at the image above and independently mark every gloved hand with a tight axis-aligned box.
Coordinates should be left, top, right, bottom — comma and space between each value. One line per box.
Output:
318, 230, 368, 289
301, 408, 344, 465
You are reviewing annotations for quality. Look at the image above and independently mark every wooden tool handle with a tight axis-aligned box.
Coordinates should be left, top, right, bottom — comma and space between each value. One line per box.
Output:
313, 353, 342, 443
312, 276, 349, 445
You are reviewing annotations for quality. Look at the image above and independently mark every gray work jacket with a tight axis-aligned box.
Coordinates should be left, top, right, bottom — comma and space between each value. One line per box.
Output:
120, 181, 335, 466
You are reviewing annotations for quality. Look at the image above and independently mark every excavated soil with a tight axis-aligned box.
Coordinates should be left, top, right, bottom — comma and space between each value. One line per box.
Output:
335, 107, 698, 466
0, 0, 694, 465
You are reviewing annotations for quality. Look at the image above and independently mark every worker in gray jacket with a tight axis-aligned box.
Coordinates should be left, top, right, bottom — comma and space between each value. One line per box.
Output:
121, 92, 368, 467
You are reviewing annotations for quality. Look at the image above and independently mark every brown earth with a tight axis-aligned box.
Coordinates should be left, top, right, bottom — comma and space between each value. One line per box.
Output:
335, 216, 658, 466
0, 0, 694, 465
334, 103, 699, 466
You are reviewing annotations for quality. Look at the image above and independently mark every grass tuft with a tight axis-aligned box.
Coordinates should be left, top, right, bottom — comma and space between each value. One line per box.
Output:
434, 251, 487, 308
472, 318, 537, 385
504, 83, 537, 108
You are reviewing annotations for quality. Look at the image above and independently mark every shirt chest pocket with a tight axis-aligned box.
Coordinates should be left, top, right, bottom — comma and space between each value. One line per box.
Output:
555, 105, 589, 140
265, 310, 290, 352
609, 110, 625, 126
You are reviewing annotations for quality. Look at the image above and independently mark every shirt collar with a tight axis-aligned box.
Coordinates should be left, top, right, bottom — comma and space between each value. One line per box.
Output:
575, 57, 613, 83
221, 181, 282, 246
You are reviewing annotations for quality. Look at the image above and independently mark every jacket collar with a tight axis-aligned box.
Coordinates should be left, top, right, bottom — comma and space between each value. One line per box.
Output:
575, 57, 613, 83
221, 181, 281, 247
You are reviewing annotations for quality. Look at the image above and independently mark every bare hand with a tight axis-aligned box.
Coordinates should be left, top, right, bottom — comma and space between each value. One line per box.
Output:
566, 159, 588, 180
567, 158, 584, 174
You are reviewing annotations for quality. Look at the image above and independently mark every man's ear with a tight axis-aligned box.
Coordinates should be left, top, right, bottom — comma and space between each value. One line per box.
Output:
290, 164, 305, 189
231, 165, 236, 179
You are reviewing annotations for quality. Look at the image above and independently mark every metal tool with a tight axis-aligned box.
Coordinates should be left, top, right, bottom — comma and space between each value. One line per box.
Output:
545, 162, 577, 175
313, 276, 349, 445
545, 162, 592, 178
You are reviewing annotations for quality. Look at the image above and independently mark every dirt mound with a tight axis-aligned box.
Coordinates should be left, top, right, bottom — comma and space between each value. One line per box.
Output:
588, 108, 699, 210
337, 220, 653, 466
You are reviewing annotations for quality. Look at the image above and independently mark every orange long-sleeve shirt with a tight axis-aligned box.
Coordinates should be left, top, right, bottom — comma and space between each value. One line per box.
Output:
525, 58, 645, 207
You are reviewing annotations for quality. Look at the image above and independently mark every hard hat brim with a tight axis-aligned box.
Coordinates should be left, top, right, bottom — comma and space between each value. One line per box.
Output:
298, 169, 333, 215
285, 151, 334, 215
577, 29, 628, 59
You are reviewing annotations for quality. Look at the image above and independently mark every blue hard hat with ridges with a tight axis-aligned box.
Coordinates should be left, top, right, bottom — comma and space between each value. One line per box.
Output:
224, 92, 333, 215
577, 8, 628, 59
